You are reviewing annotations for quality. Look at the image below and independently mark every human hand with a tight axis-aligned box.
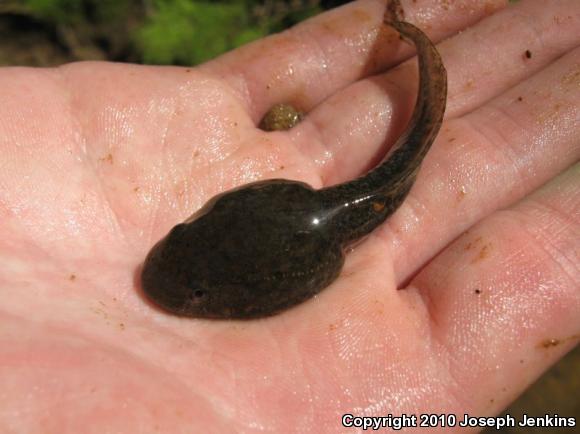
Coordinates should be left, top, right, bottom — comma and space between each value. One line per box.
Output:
0, 0, 578, 432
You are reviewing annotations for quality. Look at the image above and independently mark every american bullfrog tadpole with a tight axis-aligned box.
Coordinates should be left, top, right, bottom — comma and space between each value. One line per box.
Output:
141, 0, 447, 319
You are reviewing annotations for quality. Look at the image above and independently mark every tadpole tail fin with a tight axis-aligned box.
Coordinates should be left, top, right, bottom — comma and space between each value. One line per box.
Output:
323, 0, 447, 200
376, 0, 447, 190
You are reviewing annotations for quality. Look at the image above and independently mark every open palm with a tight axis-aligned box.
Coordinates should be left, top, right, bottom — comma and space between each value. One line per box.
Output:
1, 0, 578, 432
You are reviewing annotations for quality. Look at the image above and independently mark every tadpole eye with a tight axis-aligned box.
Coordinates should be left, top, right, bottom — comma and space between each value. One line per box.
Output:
188, 289, 206, 306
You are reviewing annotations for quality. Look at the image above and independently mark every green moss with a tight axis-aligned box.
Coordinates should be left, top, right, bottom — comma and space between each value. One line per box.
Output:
23, 0, 132, 31
24, 0, 84, 23
135, 0, 268, 65
12, 0, 323, 65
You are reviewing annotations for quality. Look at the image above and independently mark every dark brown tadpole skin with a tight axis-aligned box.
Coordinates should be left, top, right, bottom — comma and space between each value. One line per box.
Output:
141, 1, 447, 319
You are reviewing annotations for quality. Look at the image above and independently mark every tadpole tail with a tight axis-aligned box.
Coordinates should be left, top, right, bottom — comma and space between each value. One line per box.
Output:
322, 0, 447, 202
375, 0, 448, 191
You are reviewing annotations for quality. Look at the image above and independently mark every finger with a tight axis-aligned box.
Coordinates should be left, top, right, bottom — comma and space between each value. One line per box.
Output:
386, 44, 580, 285
445, 0, 580, 116
200, 0, 508, 121
295, 0, 580, 183
412, 163, 579, 415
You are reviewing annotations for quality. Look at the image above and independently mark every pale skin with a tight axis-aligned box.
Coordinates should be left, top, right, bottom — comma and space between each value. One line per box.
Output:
0, 0, 579, 432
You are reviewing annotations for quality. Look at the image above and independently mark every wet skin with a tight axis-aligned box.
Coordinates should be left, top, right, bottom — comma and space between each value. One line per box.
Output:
141, 3, 447, 319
